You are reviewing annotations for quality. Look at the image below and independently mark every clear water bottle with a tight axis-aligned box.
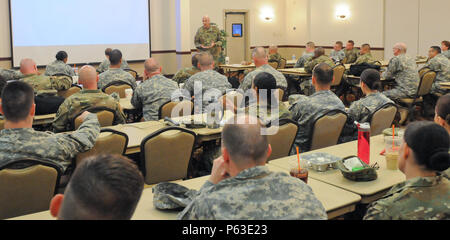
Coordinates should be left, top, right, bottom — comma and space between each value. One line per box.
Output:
357, 123, 371, 165
292, 54, 296, 61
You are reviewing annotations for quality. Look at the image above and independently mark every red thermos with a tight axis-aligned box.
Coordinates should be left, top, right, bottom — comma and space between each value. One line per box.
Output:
358, 123, 371, 164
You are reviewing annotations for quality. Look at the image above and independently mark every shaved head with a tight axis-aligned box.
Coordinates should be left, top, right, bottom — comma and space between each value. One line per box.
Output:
269, 45, 278, 54
394, 42, 407, 53
222, 115, 269, 166
20, 58, 37, 75
198, 52, 214, 70
202, 15, 211, 28
144, 58, 160, 73
314, 47, 325, 58
252, 47, 268, 59
79, 65, 98, 90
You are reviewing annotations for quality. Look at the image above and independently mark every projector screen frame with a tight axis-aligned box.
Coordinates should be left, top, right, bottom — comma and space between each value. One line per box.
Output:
8, 0, 152, 68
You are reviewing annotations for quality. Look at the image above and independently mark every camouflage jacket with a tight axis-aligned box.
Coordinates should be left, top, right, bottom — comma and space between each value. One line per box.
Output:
348, 92, 394, 123
239, 64, 288, 92
21, 74, 72, 96
353, 53, 375, 65
443, 50, 450, 60
422, 54, 450, 94
304, 55, 336, 73
330, 50, 345, 63
98, 68, 137, 90
382, 54, 420, 97
344, 48, 360, 64
364, 175, 450, 220
294, 52, 314, 68
183, 70, 231, 113
243, 101, 292, 125
290, 90, 345, 153
269, 53, 283, 65
97, 59, 130, 74
131, 74, 180, 121
45, 60, 76, 77
52, 90, 126, 132
178, 166, 328, 220
194, 25, 224, 59
0, 68, 24, 80
0, 114, 100, 171
173, 66, 201, 85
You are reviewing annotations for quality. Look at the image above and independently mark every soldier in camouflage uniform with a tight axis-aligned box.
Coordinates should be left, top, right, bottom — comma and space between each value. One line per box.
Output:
183, 53, 231, 113
172, 53, 201, 85
53, 66, 126, 133
382, 43, 420, 101
178, 115, 327, 220
240, 47, 287, 92
45, 51, 76, 77
442, 41, 450, 60
295, 42, 315, 68
268, 45, 283, 67
344, 40, 360, 64
98, 49, 136, 90
420, 46, 450, 94
19, 59, 72, 96
330, 41, 345, 63
240, 72, 292, 125
353, 44, 375, 65
304, 48, 336, 73
0, 68, 24, 80
364, 122, 450, 220
97, 48, 130, 74
348, 69, 394, 123
0, 81, 100, 172
132, 59, 180, 121
290, 63, 345, 153
194, 16, 224, 66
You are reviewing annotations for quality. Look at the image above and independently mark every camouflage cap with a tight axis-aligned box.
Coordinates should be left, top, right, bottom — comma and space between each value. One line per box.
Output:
153, 182, 198, 210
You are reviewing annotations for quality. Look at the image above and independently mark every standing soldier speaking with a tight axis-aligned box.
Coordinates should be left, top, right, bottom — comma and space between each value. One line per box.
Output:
195, 16, 224, 66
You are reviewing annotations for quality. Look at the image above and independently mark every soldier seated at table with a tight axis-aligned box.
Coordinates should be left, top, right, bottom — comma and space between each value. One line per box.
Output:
290, 63, 345, 153
268, 45, 282, 67
50, 155, 144, 220
352, 44, 375, 65
53, 65, 126, 133
0, 68, 24, 81
344, 40, 360, 64
330, 41, 346, 64
98, 49, 137, 90
434, 94, 450, 179
45, 51, 76, 77
0, 81, 100, 172
364, 121, 450, 220
420, 46, 450, 95
172, 53, 201, 85
382, 43, 420, 101
97, 48, 130, 74
132, 58, 179, 121
442, 41, 450, 60
19, 58, 71, 115
178, 115, 327, 220
239, 47, 287, 93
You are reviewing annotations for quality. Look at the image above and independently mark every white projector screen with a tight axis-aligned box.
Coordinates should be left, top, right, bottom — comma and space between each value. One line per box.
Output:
9, 0, 151, 67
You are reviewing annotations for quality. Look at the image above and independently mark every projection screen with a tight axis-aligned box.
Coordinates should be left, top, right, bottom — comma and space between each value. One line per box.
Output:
9, 0, 151, 67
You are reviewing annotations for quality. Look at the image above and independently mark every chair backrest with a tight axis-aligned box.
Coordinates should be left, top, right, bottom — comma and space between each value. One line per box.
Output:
104, 84, 132, 98
268, 61, 279, 69
266, 119, 299, 161
342, 57, 348, 64
0, 119, 4, 131
57, 86, 82, 99
75, 129, 129, 167
416, 70, 436, 97
279, 58, 287, 69
276, 89, 285, 101
140, 127, 196, 185
219, 91, 244, 110
369, 103, 398, 136
0, 159, 62, 220
419, 67, 430, 78
73, 107, 116, 130
124, 69, 138, 80
159, 101, 194, 120
332, 65, 346, 87
310, 110, 348, 151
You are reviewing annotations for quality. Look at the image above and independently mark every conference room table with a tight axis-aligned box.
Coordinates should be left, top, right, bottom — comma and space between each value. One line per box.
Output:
441, 82, 450, 90
10, 164, 361, 220
107, 110, 236, 155
268, 135, 406, 204
219, 59, 297, 72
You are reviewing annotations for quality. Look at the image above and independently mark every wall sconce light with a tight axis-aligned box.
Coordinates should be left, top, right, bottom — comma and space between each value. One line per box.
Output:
260, 7, 274, 22
335, 5, 350, 20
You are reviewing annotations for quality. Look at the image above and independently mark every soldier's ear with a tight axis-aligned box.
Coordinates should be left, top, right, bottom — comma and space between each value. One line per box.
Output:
266, 144, 273, 160
96, 74, 99, 83
30, 104, 36, 117
0, 101, 3, 115
50, 194, 64, 219
222, 148, 230, 164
